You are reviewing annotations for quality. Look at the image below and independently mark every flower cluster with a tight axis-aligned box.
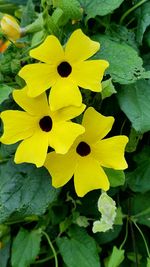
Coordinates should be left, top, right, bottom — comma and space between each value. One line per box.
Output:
0, 29, 128, 196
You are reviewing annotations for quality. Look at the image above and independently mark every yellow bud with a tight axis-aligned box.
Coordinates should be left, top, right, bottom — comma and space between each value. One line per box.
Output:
0, 14, 21, 42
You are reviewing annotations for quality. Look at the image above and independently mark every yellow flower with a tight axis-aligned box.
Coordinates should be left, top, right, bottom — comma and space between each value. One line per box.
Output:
0, 87, 85, 167
44, 107, 128, 197
0, 14, 21, 42
19, 29, 109, 111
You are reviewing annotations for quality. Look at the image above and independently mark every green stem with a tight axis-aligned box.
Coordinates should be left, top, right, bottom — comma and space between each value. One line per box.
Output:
133, 221, 150, 258
42, 231, 58, 267
120, 0, 148, 25
120, 218, 129, 249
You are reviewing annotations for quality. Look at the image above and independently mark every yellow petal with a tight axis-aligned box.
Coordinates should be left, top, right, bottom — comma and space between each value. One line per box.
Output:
49, 121, 85, 154
72, 60, 109, 92
13, 87, 49, 116
74, 156, 110, 197
49, 78, 82, 111
82, 107, 114, 144
65, 29, 100, 63
30, 35, 64, 64
53, 103, 86, 122
0, 111, 36, 144
15, 129, 49, 167
44, 150, 77, 188
92, 136, 129, 170
19, 63, 57, 97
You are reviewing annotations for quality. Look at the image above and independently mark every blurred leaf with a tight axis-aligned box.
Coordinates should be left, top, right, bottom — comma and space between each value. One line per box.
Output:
147, 258, 150, 267
11, 228, 41, 267
101, 79, 116, 100
117, 79, 150, 133
79, 0, 124, 19
0, 241, 10, 267
21, 0, 36, 27
57, 225, 100, 267
104, 168, 125, 187
114, 207, 124, 225
0, 159, 59, 223
105, 246, 125, 267
136, 1, 150, 44
93, 35, 145, 84
0, 84, 12, 104
127, 146, 150, 193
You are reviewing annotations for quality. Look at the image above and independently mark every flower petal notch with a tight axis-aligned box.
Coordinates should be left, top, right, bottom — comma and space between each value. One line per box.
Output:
19, 29, 109, 111
44, 107, 128, 197
0, 87, 85, 167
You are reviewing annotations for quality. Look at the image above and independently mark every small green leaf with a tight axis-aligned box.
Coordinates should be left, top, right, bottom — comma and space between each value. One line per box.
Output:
57, 225, 100, 267
105, 246, 125, 267
93, 192, 116, 233
0, 84, 12, 104
79, 0, 124, 19
104, 168, 125, 187
117, 79, 150, 133
101, 79, 116, 100
11, 228, 42, 267
93, 35, 145, 84
0, 241, 10, 267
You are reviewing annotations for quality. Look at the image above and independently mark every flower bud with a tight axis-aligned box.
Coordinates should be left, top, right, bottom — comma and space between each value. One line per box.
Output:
0, 14, 21, 42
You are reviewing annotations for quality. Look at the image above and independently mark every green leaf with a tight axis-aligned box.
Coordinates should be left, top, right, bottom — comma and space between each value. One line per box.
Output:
21, 0, 36, 27
11, 228, 41, 267
117, 79, 150, 133
129, 192, 150, 227
136, 2, 150, 44
0, 160, 59, 223
147, 258, 150, 267
104, 168, 125, 187
93, 35, 145, 84
105, 246, 125, 267
79, 0, 124, 19
127, 146, 150, 193
0, 241, 10, 267
0, 84, 12, 104
57, 225, 100, 267
101, 79, 116, 100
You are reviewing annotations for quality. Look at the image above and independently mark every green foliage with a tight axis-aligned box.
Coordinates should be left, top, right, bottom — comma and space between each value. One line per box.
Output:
127, 146, 150, 193
0, 84, 12, 104
78, 0, 124, 19
93, 35, 145, 84
0, 0, 150, 266
0, 159, 59, 223
117, 79, 150, 133
57, 225, 100, 267
11, 228, 42, 267
105, 246, 125, 267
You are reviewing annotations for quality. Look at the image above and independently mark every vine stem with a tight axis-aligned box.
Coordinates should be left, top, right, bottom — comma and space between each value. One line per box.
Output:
120, 0, 148, 25
132, 220, 150, 258
42, 231, 58, 267
120, 218, 129, 249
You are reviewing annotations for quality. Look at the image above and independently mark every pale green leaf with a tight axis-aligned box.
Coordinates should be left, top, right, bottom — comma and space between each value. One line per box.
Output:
101, 79, 116, 100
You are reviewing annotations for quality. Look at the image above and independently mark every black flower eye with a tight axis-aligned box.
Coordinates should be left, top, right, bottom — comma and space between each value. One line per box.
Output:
76, 141, 91, 157
39, 116, 52, 132
57, 61, 72, 77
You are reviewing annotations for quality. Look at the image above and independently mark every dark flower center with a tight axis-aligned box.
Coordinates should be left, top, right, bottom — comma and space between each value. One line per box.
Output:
57, 61, 72, 77
76, 141, 91, 157
39, 116, 52, 132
